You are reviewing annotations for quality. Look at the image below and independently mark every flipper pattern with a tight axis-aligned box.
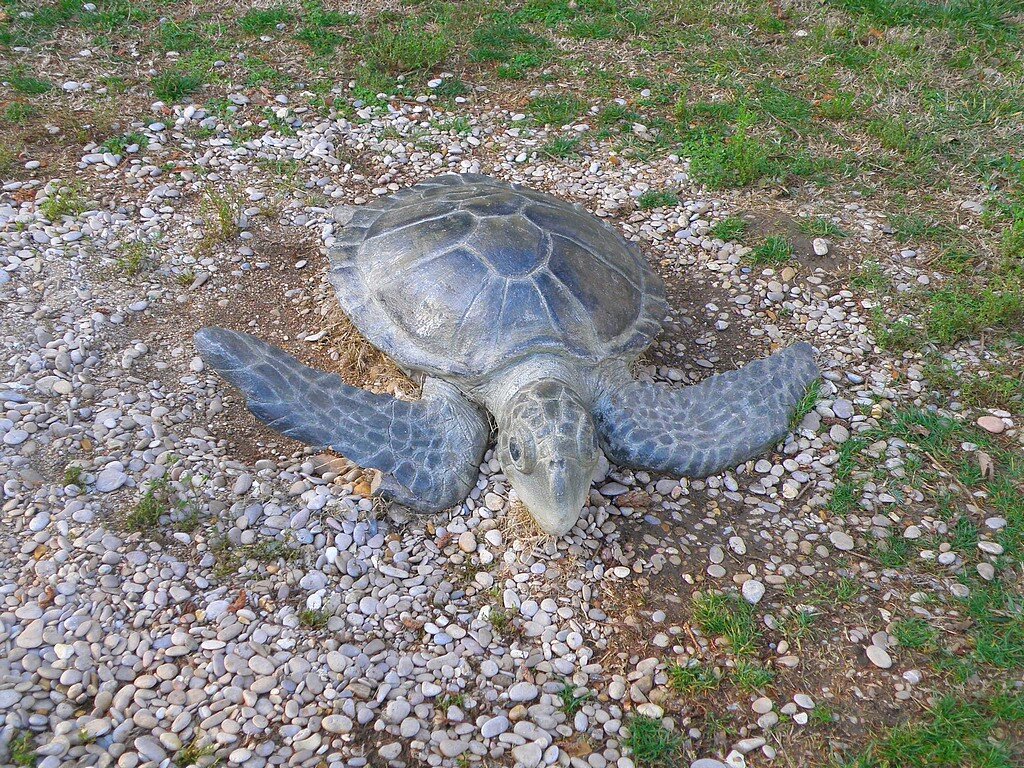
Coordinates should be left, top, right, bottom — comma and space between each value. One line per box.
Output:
594, 343, 820, 478
195, 328, 490, 511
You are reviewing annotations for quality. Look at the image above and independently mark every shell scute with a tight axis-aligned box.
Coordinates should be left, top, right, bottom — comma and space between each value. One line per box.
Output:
328, 175, 664, 378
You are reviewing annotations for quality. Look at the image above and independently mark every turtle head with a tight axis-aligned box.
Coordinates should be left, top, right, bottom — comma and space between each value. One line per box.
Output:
496, 380, 600, 536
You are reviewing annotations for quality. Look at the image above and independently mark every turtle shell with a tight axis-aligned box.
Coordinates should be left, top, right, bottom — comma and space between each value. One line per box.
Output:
327, 174, 667, 379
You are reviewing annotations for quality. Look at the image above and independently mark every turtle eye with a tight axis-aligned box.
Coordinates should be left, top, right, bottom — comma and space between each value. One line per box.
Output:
508, 433, 537, 474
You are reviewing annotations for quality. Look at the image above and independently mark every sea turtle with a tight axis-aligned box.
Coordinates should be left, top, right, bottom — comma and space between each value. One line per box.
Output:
196, 174, 818, 535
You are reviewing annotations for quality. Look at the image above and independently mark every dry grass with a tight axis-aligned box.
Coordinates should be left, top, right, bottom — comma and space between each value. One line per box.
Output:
321, 300, 413, 394
499, 498, 551, 549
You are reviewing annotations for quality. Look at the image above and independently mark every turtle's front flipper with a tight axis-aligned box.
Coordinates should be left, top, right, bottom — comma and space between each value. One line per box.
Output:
594, 343, 819, 478
195, 327, 489, 512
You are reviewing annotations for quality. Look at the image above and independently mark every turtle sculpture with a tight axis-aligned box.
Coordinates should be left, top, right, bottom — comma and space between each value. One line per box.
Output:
196, 174, 819, 535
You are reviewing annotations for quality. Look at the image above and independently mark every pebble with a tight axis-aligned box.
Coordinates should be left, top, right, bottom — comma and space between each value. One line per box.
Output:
829, 531, 855, 551
976, 416, 1005, 434
95, 467, 128, 492
481, 715, 510, 738
741, 579, 765, 604
508, 682, 539, 702
866, 645, 893, 669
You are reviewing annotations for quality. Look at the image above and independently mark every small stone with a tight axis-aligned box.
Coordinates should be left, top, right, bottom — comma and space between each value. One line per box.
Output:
733, 737, 766, 754
323, 715, 352, 734
751, 697, 773, 714
481, 715, 509, 738
508, 682, 538, 702
977, 416, 1005, 434
812, 238, 829, 256
691, 761, 730, 768
741, 579, 765, 604
978, 540, 1004, 555
793, 694, 815, 709
458, 530, 476, 553
866, 645, 892, 669
829, 424, 850, 443
16, 619, 44, 649
511, 742, 544, 768
829, 531, 855, 551
96, 467, 128, 492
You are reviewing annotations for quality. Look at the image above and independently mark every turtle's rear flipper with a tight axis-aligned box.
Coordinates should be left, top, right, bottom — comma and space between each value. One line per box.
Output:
594, 343, 819, 478
195, 327, 490, 512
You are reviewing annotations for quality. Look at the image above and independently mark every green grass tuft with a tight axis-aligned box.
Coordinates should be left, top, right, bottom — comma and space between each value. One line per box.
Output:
151, 69, 205, 103
299, 609, 330, 629
845, 693, 1024, 768
791, 380, 821, 428
556, 682, 593, 715
749, 235, 794, 265
7, 71, 52, 95
667, 661, 720, 694
363, 18, 452, 73
9, 731, 36, 767
622, 714, 682, 767
892, 618, 941, 653
240, 6, 293, 35
798, 216, 847, 238
540, 136, 581, 159
710, 216, 748, 241
39, 184, 89, 221
637, 189, 678, 210
691, 591, 761, 656
529, 94, 585, 126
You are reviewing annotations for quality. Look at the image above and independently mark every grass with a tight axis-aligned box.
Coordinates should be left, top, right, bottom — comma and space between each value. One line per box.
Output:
202, 188, 241, 245
298, 609, 330, 629
667, 658, 774, 694
363, 19, 452, 73
240, 6, 293, 35
63, 465, 84, 489
101, 132, 148, 156
9, 731, 36, 767
892, 618, 940, 653
637, 189, 678, 210
791, 380, 821, 428
813, 575, 861, 605
246, 538, 301, 563
731, 659, 776, 692
540, 137, 581, 159
804, 704, 833, 727
528, 95, 585, 126
710, 216, 747, 241
7, 71, 52, 95
622, 714, 681, 767
873, 282, 1024, 350
125, 477, 171, 532
114, 241, 154, 276
825, 405, 1024, 674
556, 683, 592, 716
691, 591, 760, 656
437, 692, 468, 711
39, 184, 89, 221
152, 69, 205, 103
748, 235, 794, 266
176, 738, 217, 767
667, 661, 720, 694
487, 606, 514, 634
798, 217, 847, 238
923, 358, 1023, 411
843, 692, 1024, 768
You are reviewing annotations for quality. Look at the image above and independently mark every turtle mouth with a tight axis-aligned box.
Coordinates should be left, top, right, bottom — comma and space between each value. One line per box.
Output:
511, 456, 593, 536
